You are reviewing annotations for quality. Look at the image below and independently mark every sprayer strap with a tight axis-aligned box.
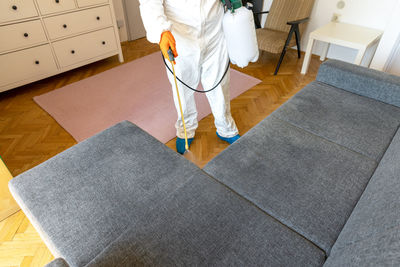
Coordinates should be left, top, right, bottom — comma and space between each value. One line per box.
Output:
162, 53, 230, 93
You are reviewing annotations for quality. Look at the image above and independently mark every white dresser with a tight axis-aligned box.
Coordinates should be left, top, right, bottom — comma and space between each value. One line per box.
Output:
0, 0, 123, 93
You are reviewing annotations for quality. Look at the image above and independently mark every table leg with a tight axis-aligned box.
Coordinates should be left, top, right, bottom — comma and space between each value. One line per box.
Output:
354, 47, 367, 65
301, 37, 315, 74
320, 42, 330, 61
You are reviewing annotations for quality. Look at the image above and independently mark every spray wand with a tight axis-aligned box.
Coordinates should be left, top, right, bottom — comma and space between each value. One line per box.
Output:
167, 48, 189, 152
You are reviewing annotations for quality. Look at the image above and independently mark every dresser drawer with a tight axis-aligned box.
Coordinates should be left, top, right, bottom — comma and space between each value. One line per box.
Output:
76, 0, 108, 8
0, 45, 57, 87
44, 6, 113, 40
0, 0, 38, 24
0, 20, 47, 53
36, 0, 76, 15
53, 27, 117, 67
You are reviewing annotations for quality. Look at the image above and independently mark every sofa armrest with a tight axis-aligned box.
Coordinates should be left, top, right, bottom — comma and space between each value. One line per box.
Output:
44, 258, 69, 267
316, 59, 400, 107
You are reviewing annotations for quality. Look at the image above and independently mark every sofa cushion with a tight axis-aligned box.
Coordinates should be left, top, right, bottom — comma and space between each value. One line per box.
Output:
316, 59, 400, 108
86, 173, 325, 267
204, 116, 377, 254
272, 81, 400, 161
324, 128, 400, 266
9, 121, 208, 267
9, 121, 325, 267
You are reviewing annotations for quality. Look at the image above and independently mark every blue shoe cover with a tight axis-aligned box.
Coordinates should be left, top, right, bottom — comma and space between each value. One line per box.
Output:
216, 132, 240, 144
176, 137, 194, 154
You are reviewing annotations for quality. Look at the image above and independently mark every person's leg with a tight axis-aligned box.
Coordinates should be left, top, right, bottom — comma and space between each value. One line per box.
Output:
165, 32, 201, 140
203, 69, 239, 138
200, 33, 239, 140
166, 67, 198, 139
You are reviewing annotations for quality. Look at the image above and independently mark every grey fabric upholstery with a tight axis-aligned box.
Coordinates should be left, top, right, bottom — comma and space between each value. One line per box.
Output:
9, 121, 208, 267
9, 60, 400, 266
9, 121, 325, 267
324, 128, 400, 266
45, 258, 70, 267
204, 116, 377, 254
272, 81, 400, 161
86, 173, 325, 267
316, 59, 400, 108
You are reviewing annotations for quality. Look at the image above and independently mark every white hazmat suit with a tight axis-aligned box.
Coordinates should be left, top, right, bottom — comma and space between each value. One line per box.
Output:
139, 0, 239, 139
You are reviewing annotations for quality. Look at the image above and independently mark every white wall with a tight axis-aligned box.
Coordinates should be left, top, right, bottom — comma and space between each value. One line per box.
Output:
387, 35, 400, 75
113, 0, 400, 70
260, 0, 273, 27
301, 0, 400, 70
370, 1, 400, 70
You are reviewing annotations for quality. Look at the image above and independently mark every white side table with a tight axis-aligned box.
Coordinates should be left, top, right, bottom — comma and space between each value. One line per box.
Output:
301, 22, 383, 74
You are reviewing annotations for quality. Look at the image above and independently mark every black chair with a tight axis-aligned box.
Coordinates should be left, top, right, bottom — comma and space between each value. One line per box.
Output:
251, 0, 314, 75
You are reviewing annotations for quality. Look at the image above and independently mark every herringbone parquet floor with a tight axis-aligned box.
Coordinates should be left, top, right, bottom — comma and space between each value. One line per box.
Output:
0, 38, 321, 266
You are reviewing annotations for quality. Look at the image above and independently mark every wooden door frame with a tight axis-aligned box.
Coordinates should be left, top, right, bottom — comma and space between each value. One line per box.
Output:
122, 0, 133, 41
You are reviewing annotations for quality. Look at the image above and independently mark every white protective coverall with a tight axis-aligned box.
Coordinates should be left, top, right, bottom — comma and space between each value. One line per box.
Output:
139, 0, 239, 139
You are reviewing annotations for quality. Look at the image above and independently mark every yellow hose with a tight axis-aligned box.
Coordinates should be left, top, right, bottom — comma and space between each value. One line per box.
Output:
171, 63, 189, 150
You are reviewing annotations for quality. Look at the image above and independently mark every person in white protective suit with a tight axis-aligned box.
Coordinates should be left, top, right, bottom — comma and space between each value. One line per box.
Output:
139, 0, 240, 154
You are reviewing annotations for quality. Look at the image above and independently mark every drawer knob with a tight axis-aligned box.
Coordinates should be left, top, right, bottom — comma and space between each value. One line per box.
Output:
71, 50, 75, 54
12, 5, 18, 10
35, 60, 40, 65
96, 16, 100, 20
24, 33, 29, 37
63, 24, 67, 28
55, 0, 60, 3
102, 41, 106, 45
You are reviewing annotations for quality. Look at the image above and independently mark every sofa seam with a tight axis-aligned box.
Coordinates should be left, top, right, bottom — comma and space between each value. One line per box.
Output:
269, 117, 400, 257
199, 169, 328, 259
268, 115, 382, 255
313, 80, 400, 111
271, 115, 379, 164
83, 171, 202, 267
331, 222, 400, 254
328, 123, 400, 255
202, 114, 386, 258
375, 122, 400, 163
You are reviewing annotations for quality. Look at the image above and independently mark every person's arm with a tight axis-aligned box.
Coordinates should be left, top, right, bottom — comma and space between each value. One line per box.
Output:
139, 0, 172, 44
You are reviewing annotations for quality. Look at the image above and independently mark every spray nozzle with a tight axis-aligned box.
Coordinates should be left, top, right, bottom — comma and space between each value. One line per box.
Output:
167, 48, 175, 62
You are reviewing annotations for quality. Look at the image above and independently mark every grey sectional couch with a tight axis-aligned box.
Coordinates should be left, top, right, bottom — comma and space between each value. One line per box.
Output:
9, 60, 400, 266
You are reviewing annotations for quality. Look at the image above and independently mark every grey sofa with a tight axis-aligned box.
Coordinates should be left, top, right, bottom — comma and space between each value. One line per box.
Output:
9, 60, 400, 266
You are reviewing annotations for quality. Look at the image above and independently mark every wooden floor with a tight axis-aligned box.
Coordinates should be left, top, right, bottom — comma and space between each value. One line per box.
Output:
0, 38, 321, 266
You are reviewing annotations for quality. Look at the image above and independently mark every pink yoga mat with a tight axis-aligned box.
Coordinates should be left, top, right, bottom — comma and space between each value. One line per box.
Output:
34, 52, 261, 143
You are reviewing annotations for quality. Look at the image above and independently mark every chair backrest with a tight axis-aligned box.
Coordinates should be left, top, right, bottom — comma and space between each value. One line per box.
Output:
265, 0, 315, 34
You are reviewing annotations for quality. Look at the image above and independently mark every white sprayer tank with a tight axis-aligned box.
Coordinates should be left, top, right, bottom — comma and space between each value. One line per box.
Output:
223, 6, 259, 68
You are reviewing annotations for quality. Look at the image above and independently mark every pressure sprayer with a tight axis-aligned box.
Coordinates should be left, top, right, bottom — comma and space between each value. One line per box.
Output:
162, 0, 259, 93
167, 48, 190, 152
222, 1, 259, 68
